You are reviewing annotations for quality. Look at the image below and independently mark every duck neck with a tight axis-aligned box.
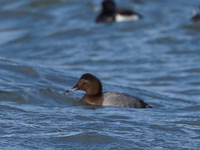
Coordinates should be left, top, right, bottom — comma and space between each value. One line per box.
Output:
103, 8, 116, 16
81, 94, 103, 105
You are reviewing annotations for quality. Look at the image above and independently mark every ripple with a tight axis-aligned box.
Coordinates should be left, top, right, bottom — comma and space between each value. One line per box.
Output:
0, 90, 27, 103
0, 29, 28, 45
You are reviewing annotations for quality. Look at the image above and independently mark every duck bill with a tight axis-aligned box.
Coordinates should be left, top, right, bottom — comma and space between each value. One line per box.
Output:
66, 85, 79, 93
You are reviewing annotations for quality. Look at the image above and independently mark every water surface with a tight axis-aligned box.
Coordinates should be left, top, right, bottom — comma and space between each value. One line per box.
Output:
0, 0, 200, 149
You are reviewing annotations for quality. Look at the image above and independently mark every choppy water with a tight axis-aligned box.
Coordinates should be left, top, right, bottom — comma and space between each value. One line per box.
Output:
0, 0, 200, 149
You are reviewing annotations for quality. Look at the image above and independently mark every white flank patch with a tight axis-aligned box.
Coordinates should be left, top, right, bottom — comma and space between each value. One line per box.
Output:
115, 14, 139, 22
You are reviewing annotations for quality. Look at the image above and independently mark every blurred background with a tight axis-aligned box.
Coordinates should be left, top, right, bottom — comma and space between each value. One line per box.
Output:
0, 0, 200, 149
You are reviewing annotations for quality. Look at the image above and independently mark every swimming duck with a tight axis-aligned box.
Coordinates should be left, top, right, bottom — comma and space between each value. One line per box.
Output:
66, 73, 152, 108
191, 5, 200, 22
96, 0, 142, 23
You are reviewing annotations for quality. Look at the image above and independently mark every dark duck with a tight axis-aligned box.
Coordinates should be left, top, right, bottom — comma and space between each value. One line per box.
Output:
96, 0, 142, 23
191, 5, 200, 22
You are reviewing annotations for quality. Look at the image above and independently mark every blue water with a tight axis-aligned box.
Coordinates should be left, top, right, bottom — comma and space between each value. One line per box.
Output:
0, 0, 200, 149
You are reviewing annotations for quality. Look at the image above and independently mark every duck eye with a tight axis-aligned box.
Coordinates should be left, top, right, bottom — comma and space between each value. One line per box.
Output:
80, 79, 85, 83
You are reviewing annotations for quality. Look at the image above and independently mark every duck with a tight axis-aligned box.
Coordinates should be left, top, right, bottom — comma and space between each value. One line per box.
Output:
66, 73, 152, 108
191, 5, 200, 22
95, 0, 142, 23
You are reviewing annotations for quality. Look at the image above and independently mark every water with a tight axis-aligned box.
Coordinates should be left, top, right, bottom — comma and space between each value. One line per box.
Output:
0, 0, 200, 149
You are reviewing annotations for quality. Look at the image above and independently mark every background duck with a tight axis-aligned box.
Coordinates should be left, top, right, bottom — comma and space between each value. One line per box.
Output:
191, 5, 200, 22
96, 0, 142, 23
